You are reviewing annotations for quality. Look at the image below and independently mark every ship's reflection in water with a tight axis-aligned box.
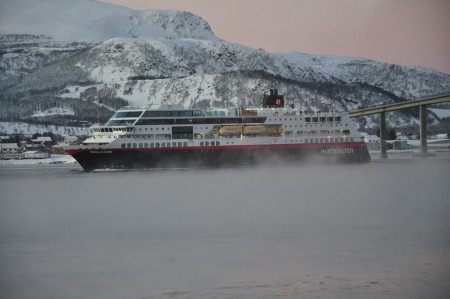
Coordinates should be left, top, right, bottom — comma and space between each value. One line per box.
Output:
1, 154, 449, 299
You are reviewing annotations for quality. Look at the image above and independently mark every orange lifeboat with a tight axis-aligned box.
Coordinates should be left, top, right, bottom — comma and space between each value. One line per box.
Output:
266, 126, 283, 137
243, 125, 265, 135
219, 125, 242, 136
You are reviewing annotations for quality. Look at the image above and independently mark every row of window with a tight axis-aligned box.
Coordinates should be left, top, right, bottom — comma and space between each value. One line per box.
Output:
267, 116, 342, 123
272, 137, 354, 143
284, 123, 348, 129
305, 116, 341, 123
92, 127, 133, 133
114, 110, 207, 118
117, 128, 351, 141
119, 137, 354, 150
304, 137, 354, 143
120, 141, 221, 149
135, 117, 266, 126
121, 142, 188, 149
105, 120, 136, 126
121, 134, 170, 140
106, 116, 344, 129
113, 110, 344, 123
143, 110, 204, 117
285, 129, 350, 136
114, 111, 143, 118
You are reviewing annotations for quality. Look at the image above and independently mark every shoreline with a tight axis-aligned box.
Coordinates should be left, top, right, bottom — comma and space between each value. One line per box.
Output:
1, 149, 449, 167
0, 154, 76, 166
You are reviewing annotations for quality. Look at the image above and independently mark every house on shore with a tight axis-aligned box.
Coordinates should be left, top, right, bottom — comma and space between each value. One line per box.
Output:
21, 151, 48, 159
0, 143, 20, 160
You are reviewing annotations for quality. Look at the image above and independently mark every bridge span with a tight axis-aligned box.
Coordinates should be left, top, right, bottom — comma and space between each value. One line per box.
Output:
348, 93, 450, 158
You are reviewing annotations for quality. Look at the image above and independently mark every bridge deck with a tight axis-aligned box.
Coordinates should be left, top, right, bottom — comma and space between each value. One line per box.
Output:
348, 93, 450, 117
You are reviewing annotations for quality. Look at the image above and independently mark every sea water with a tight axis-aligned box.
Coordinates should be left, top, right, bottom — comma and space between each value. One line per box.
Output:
1, 153, 449, 299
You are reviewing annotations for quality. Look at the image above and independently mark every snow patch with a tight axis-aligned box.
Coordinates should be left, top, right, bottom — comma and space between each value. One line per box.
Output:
0, 154, 77, 166
32, 107, 75, 117
0, 122, 89, 136
59, 85, 94, 98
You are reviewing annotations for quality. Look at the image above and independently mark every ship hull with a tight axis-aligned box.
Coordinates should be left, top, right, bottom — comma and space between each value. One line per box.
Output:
66, 142, 370, 171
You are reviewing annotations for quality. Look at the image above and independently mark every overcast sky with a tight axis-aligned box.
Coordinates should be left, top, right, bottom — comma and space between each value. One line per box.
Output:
101, 0, 450, 75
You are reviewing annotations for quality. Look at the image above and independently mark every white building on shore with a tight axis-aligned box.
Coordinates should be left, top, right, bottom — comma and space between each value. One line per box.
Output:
0, 143, 20, 159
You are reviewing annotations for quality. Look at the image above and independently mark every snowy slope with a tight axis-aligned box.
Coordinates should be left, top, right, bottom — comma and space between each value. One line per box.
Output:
0, 0, 216, 41
0, 121, 89, 136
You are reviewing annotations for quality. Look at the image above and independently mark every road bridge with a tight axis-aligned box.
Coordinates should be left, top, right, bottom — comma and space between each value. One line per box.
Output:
348, 93, 450, 158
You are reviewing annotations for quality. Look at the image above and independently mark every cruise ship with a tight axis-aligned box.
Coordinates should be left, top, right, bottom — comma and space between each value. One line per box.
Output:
64, 89, 370, 171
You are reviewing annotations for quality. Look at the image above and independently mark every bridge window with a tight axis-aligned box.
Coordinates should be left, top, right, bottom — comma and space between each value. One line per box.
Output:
179, 111, 193, 117
114, 111, 143, 118
106, 119, 137, 126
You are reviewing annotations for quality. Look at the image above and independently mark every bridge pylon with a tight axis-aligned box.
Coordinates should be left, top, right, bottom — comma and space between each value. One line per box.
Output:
419, 105, 428, 155
379, 111, 387, 159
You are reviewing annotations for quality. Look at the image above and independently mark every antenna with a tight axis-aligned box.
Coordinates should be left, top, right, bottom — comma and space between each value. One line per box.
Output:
96, 102, 100, 125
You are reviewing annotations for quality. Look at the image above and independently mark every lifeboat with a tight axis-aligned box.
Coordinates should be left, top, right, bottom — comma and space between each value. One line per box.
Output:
243, 125, 265, 135
266, 126, 283, 137
219, 125, 242, 136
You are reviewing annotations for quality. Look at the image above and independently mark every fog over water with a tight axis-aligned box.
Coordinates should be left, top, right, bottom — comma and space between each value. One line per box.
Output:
1, 155, 450, 299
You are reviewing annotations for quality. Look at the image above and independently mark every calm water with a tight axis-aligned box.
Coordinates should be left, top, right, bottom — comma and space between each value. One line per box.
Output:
1, 154, 450, 299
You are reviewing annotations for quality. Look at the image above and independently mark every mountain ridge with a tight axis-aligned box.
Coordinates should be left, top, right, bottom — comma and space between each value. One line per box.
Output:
0, 0, 216, 41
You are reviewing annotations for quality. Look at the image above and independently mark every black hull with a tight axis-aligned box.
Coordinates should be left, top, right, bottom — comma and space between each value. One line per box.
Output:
68, 143, 371, 171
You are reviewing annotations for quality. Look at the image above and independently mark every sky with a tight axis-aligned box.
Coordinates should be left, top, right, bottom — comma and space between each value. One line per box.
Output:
101, 0, 450, 75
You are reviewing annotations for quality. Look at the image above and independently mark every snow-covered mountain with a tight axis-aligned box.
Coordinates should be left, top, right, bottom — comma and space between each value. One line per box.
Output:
1, 0, 449, 135
0, 0, 215, 41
